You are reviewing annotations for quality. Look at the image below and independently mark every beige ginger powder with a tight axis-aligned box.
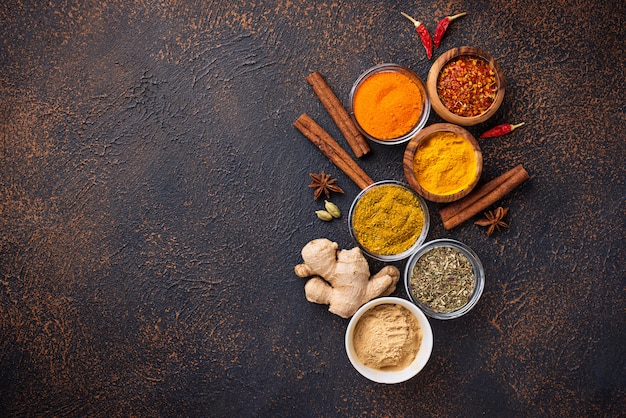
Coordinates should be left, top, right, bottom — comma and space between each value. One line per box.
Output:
353, 303, 422, 371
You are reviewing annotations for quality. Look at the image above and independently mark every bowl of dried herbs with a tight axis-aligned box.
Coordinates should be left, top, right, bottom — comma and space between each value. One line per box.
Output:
404, 239, 484, 319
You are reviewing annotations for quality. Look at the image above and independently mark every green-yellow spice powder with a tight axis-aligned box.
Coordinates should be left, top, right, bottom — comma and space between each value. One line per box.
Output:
352, 184, 424, 255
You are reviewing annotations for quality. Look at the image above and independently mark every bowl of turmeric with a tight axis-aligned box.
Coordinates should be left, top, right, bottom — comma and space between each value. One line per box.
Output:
403, 123, 482, 203
349, 63, 431, 145
427, 46, 505, 126
348, 180, 430, 261
345, 296, 433, 384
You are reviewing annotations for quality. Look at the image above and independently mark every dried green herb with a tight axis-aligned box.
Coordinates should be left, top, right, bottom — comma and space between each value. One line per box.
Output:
409, 246, 475, 313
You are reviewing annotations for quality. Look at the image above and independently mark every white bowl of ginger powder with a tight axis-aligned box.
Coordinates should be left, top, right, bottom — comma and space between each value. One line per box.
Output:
345, 297, 433, 384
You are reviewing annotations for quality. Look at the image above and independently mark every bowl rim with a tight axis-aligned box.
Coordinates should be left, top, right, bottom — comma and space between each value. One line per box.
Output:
427, 46, 505, 126
404, 238, 485, 320
349, 63, 431, 145
345, 296, 434, 384
403, 122, 483, 203
348, 180, 430, 262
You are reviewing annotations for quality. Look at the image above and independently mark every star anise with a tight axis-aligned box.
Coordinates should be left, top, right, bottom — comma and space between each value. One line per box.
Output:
475, 206, 509, 236
308, 171, 344, 200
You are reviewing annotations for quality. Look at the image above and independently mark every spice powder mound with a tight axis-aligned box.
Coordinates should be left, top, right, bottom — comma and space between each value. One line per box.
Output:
352, 184, 424, 256
409, 246, 475, 313
412, 131, 477, 196
353, 71, 424, 140
437, 55, 498, 117
353, 303, 422, 371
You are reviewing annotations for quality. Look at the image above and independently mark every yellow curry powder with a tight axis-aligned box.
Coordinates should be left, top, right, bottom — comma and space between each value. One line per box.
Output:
353, 71, 423, 140
352, 184, 424, 255
413, 131, 477, 196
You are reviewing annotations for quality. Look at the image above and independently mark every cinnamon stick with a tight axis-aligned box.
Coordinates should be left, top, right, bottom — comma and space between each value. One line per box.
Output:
306, 71, 371, 158
439, 164, 529, 230
439, 165, 525, 222
294, 113, 374, 190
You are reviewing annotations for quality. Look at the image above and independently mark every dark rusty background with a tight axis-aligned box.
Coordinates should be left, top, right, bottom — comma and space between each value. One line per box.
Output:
1, 0, 624, 416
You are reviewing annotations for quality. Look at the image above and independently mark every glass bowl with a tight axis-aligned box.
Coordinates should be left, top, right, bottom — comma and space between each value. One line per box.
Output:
345, 297, 433, 384
427, 47, 505, 126
348, 180, 430, 262
403, 122, 483, 203
404, 239, 485, 320
349, 63, 431, 145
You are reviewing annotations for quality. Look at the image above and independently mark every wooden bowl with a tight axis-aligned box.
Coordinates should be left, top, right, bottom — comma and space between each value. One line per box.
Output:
427, 46, 505, 126
403, 123, 483, 203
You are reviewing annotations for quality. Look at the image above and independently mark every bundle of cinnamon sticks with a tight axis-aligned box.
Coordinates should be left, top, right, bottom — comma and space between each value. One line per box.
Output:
294, 71, 374, 190
306, 71, 370, 158
294, 114, 374, 190
439, 164, 529, 230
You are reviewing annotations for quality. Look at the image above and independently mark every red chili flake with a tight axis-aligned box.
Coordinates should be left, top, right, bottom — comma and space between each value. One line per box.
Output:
434, 12, 467, 48
479, 122, 526, 138
401, 12, 433, 59
437, 55, 498, 117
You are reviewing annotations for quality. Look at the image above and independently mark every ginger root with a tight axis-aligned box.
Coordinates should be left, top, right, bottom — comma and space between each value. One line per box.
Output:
294, 238, 400, 318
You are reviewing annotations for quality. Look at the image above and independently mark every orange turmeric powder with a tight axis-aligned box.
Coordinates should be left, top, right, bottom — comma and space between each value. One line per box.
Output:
353, 71, 423, 140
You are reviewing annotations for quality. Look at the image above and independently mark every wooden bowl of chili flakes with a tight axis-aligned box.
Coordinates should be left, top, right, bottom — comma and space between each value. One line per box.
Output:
427, 46, 505, 126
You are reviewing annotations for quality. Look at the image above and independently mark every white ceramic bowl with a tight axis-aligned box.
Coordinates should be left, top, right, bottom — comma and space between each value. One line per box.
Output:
345, 297, 433, 384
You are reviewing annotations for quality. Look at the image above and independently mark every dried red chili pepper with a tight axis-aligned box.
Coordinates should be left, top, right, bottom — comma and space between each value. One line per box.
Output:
401, 12, 433, 59
479, 122, 526, 138
433, 12, 467, 48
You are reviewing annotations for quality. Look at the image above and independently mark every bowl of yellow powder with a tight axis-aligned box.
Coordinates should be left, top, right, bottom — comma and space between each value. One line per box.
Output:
403, 123, 483, 203
349, 63, 431, 145
345, 297, 433, 384
348, 180, 430, 262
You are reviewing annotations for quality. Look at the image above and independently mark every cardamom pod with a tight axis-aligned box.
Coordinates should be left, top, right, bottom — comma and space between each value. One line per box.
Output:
324, 200, 341, 219
316, 210, 333, 222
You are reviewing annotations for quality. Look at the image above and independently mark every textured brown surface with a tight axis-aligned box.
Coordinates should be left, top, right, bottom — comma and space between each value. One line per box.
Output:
1, 0, 624, 416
